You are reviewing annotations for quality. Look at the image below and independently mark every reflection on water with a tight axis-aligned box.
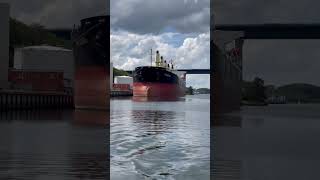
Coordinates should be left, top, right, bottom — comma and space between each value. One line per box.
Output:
111, 95, 210, 180
0, 109, 108, 179
132, 96, 184, 102
213, 104, 320, 180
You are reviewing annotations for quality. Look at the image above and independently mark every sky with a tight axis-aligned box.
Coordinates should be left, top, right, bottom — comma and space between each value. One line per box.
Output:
110, 0, 210, 89
5, 0, 320, 87
213, 0, 320, 86
2, 0, 210, 88
1, 0, 107, 28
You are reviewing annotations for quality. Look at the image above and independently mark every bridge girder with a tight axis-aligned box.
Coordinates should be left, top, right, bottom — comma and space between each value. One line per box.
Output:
215, 24, 320, 39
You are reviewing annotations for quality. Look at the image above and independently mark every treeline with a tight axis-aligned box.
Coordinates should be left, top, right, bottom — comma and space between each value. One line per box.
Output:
185, 87, 210, 95
242, 77, 266, 104
242, 77, 320, 104
9, 18, 71, 49
267, 83, 320, 103
113, 68, 129, 77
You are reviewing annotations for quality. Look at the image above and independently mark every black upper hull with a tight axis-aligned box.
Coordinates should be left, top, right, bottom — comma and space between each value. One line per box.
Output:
133, 66, 179, 84
72, 16, 109, 67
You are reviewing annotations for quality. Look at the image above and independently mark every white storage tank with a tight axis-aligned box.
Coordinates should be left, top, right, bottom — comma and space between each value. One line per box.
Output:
13, 45, 74, 85
114, 76, 133, 87
0, 3, 9, 89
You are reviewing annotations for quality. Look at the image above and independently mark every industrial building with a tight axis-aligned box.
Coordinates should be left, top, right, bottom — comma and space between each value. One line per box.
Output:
114, 76, 133, 88
14, 46, 74, 81
13, 45, 74, 92
110, 62, 133, 96
8, 70, 64, 92
0, 3, 9, 89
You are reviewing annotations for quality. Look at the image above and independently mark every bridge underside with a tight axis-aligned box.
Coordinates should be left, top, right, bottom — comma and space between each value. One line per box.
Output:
216, 24, 320, 39
213, 24, 320, 115
212, 41, 242, 115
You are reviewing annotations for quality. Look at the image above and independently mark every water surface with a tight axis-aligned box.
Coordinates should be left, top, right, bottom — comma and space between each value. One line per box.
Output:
111, 94, 210, 180
214, 104, 320, 179
0, 109, 108, 179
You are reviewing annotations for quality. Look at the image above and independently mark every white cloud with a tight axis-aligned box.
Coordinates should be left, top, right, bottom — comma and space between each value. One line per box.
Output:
111, 0, 209, 34
186, 74, 210, 89
111, 30, 210, 88
110, 0, 210, 88
111, 31, 210, 70
5, 0, 107, 28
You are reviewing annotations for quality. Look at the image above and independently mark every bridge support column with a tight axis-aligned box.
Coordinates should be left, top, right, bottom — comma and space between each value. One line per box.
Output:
73, 66, 109, 126
74, 66, 109, 110
213, 31, 243, 115
0, 3, 9, 89
71, 15, 110, 126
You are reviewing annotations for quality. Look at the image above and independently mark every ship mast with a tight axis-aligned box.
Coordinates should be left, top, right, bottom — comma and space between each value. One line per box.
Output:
150, 49, 152, 66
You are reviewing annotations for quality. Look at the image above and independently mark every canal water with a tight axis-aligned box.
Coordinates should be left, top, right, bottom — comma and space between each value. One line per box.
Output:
110, 94, 210, 180
214, 104, 320, 179
0, 109, 108, 179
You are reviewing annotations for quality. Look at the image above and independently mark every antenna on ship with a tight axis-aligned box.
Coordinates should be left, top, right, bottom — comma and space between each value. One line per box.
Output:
150, 49, 152, 66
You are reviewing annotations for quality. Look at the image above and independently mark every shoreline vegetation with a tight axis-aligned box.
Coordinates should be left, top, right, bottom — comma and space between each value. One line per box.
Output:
9, 18, 71, 67
186, 86, 210, 95
10, 18, 71, 48
242, 77, 320, 106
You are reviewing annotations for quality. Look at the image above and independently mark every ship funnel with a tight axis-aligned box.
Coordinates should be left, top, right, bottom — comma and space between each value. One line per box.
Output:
160, 56, 163, 67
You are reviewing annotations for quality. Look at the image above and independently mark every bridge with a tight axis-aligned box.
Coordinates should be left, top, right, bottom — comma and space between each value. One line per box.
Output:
49, 24, 320, 40
215, 24, 320, 39
125, 69, 210, 75
176, 69, 210, 74
214, 23, 320, 114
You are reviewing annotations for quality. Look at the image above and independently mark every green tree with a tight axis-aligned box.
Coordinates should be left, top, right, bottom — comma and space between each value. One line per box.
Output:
186, 86, 194, 95
113, 68, 129, 77
242, 77, 266, 102
253, 77, 266, 101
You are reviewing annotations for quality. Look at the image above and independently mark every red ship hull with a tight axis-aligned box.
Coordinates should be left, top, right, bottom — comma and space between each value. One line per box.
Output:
133, 82, 184, 98
74, 66, 109, 110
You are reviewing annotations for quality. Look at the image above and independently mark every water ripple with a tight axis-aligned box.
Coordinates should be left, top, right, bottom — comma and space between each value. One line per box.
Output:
111, 96, 210, 179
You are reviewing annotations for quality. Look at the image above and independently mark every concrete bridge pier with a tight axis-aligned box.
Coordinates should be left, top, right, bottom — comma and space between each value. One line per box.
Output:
72, 15, 110, 126
0, 3, 9, 89
213, 31, 244, 115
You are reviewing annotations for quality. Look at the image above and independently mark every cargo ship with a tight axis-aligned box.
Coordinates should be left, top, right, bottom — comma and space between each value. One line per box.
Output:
71, 15, 109, 110
133, 50, 186, 98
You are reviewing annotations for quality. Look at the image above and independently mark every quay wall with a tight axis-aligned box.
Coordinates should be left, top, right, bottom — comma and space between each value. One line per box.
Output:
0, 91, 73, 110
